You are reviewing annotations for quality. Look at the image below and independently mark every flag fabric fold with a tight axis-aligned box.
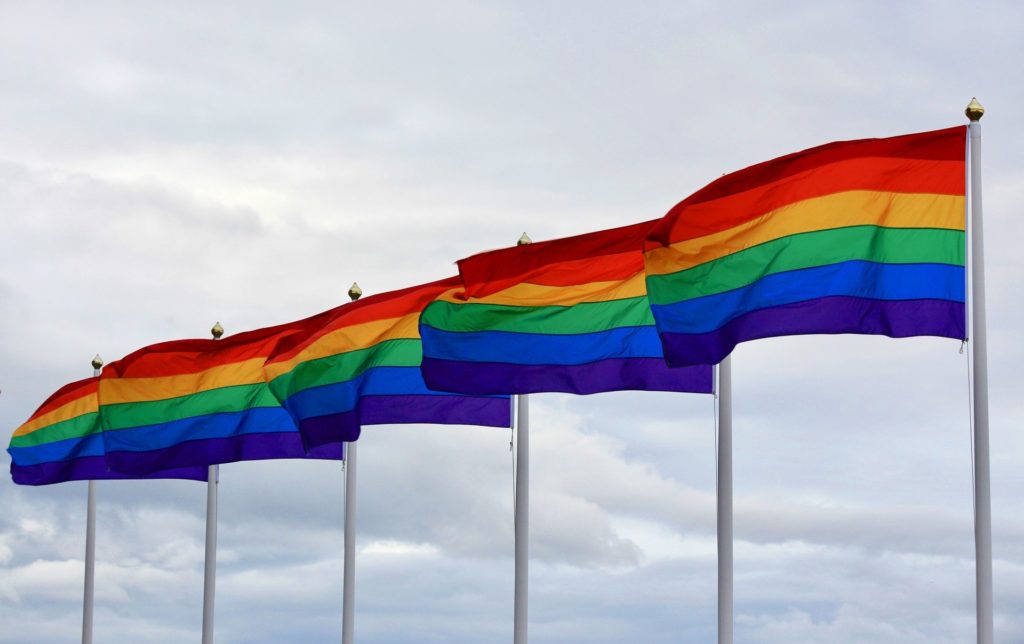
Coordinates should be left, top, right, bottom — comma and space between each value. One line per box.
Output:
645, 125, 968, 366
98, 325, 343, 476
8, 376, 208, 485
11, 278, 511, 483
420, 223, 714, 395
263, 277, 512, 451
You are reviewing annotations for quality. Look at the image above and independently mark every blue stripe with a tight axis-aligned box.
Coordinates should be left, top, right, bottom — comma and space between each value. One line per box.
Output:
102, 407, 297, 454
9, 433, 105, 466
282, 365, 457, 421
419, 324, 666, 365
651, 261, 965, 334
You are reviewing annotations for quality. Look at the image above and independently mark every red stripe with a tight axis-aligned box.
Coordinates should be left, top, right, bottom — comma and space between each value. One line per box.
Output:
459, 220, 654, 297
101, 277, 462, 377
28, 377, 98, 420
649, 126, 967, 245
266, 276, 461, 364
105, 325, 301, 378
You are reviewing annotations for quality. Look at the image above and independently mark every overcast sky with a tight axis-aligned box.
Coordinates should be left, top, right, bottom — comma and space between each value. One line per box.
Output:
2, 1, 1023, 642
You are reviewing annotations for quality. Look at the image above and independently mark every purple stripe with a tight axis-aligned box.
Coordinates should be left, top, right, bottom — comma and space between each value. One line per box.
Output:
360, 394, 512, 428
298, 411, 361, 451
421, 357, 713, 396
299, 394, 514, 450
106, 431, 343, 475
658, 296, 966, 367
11, 456, 208, 486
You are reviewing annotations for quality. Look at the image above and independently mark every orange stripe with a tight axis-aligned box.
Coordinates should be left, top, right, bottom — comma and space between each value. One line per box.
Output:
660, 157, 964, 244
458, 220, 652, 297
264, 312, 421, 379
267, 278, 460, 365
27, 379, 98, 420
462, 251, 642, 298
98, 357, 267, 404
436, 272, 647, 307
14, 394, 98, 437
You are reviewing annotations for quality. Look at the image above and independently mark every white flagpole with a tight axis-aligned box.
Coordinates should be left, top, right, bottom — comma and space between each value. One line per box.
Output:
966, 98, 993, 644
342, 441, 357, 644
342, 282, 362, 644
717, 355, 733, 644
202, 322, 224, 644
82, 354, 103, 644
513, 393, 529, 644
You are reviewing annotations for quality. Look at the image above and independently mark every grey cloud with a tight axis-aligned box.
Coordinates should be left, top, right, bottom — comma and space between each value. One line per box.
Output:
3, 1, 1024, 642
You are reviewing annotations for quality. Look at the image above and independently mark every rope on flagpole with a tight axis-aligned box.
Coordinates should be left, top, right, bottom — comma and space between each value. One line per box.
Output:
511, 397, 517, 517
713, 361, 719, 501
965, 340, 976, 513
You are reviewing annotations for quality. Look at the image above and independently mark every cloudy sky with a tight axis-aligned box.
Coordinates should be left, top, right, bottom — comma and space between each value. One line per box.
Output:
2, 1, 1023, 642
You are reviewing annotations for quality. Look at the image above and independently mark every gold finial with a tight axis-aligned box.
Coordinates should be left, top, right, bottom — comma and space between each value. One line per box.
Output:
211, 321, 224, 339
91, 354, 104, 370
348, 282, 363, 301
966, 97, 985, 121
517, 232, 532, 246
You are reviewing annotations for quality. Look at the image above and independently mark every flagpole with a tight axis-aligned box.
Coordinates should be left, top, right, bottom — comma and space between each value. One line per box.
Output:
202, 322, 224, 644
342, 440, 357, 644
513, 393, 529, 644
512, 233, 531, 644
966, 98, 993, 644
82, 354, 103, 644
717, 355, 733, 644
342, 282, 362, 644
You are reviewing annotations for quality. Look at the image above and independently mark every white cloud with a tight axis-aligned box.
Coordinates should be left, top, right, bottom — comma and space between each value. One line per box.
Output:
2, 1, 1023, 642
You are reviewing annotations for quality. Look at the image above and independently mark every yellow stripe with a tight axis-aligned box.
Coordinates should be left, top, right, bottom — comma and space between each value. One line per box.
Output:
646, 191, 965, 274
14, 395, 98, 437
265, 275, 649, 381
452, 272, 648, 307
264, 312, 422, 380
97, 357, 267, 404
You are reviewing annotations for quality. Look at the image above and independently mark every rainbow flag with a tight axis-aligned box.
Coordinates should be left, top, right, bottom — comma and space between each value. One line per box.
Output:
419, 223, 713, 395
263, 277, 512, 451
9, 376, 208, 485
99, 324, 343, 475
644, 126, 968, 366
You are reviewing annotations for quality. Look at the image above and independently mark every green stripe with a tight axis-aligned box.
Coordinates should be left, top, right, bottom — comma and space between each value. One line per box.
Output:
647, 226, 965, 305
269, 338, 423, 399
9, 413, 100, 448
100, 384, 279, 431
420, 295, 655, 335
